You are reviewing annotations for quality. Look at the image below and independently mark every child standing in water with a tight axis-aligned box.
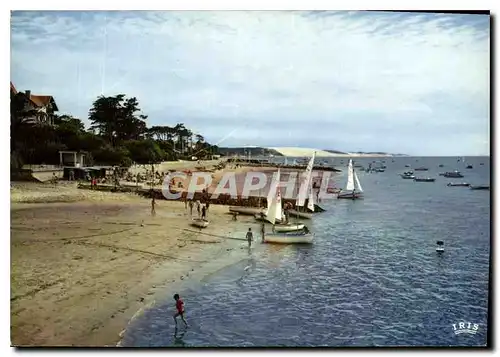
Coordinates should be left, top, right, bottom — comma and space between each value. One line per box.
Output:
173, 294, 188, 328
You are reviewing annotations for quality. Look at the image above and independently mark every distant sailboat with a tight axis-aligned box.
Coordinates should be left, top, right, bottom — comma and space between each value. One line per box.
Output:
337, 159, 363, 199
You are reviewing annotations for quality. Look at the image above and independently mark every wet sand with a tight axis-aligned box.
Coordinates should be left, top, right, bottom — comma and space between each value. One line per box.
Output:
10, 183, 260, 346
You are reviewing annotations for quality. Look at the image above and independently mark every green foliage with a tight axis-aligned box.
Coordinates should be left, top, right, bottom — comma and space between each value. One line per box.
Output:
124, 139, 165, 164
11, 93, 220, 170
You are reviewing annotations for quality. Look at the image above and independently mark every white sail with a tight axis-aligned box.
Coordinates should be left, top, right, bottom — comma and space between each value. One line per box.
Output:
297, 152, 316, 207
354, 170, 363, 192
267, 170, 280, 207
307, 184, 315, 212
275, 187, 283, 222
345, 160, 355, 191
266, 196, 277, 224
266, 169, 282, 224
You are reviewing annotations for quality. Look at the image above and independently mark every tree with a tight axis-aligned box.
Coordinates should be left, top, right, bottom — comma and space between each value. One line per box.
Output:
88, 95, 147, 146
125, 139, 164, 165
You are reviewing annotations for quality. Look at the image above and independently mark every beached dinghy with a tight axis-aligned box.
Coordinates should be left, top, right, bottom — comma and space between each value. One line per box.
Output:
229, 207, 265, 216
337, 159, 363, 199
264, 231, 314, 244
287, 209, 313, 219
191, 218, 209, 228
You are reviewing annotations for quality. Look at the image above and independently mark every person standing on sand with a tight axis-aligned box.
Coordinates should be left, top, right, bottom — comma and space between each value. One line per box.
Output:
184, 197, 188, 210
246, 228, 253, 248
196, 200, 201, 218
260, 221, 265, 243
173, 294, 188, 328
151, 195, 156, 216
205, 201, 210, 215
188, 200, 194, 216
201, 205, 207, 220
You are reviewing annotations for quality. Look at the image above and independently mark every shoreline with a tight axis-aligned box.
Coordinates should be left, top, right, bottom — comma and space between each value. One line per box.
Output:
10, 183, 262, 346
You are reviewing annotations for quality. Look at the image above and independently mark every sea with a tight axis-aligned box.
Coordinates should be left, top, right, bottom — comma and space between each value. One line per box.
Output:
120, 156, 491, 347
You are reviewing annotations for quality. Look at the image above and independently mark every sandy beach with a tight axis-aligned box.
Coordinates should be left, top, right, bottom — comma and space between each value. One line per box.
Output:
10, 180, 262, 346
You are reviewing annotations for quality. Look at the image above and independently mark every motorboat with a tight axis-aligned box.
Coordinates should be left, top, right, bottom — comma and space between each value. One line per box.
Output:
400, 171, 415, 179
414, 177, 435, 182
470, 185, 490, 190
443, 171, 464, 178
436, 240, 444, 253
438, 164, 444, 167
414, 167, 429, 171
466, 165, 473, 169
447, 182, 470, 187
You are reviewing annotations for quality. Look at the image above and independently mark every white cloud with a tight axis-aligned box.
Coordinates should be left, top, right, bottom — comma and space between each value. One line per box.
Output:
10, 11, 490, 155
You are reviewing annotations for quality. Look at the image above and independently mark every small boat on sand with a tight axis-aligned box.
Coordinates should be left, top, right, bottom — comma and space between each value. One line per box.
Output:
191, 218, 209, 228
229, 207, 264, 216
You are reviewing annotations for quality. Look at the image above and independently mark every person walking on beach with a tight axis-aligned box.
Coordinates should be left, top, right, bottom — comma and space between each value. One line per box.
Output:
188, 200, 194, 216
246, 228, 253, 248
201, 205, 207, 220
151, 195, 156, 216
173, 294, 188, 328
184, 197, 188, 210
205, 201, 210, 214
260, 221, 265, 243
196, 200, 201, 218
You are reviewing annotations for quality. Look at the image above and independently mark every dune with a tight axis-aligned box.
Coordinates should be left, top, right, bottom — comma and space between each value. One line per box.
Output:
270, 147, 349, 157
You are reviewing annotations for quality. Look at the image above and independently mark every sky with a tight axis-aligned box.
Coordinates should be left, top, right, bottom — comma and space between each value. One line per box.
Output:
10, 11, 490, 156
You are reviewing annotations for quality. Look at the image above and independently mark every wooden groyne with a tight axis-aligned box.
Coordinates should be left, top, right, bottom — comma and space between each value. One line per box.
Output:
77, 183, 325, 211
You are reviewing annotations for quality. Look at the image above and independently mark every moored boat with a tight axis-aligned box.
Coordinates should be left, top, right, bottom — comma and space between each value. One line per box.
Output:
447, 182, 470, 187
470, 185, 490, 190
466, 165, 473, 169
287, 209, 313, 219
264, 231, 314, 244
443, 171, 464, 178
273, 223, 305, 233
414, 167, 429, 171
414, 177, 435, 182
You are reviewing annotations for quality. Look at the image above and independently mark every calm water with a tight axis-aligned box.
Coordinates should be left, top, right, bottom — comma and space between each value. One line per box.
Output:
121, 156, 491, 347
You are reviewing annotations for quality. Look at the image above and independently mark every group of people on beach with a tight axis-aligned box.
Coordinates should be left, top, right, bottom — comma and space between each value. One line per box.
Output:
185, 196, 210, 220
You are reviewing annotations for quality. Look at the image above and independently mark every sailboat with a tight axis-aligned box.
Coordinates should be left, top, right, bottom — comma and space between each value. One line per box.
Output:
337, 159, 364, 199
264, 181, 313, 244
256, 170, 305, 232
288, 152, 315, 219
